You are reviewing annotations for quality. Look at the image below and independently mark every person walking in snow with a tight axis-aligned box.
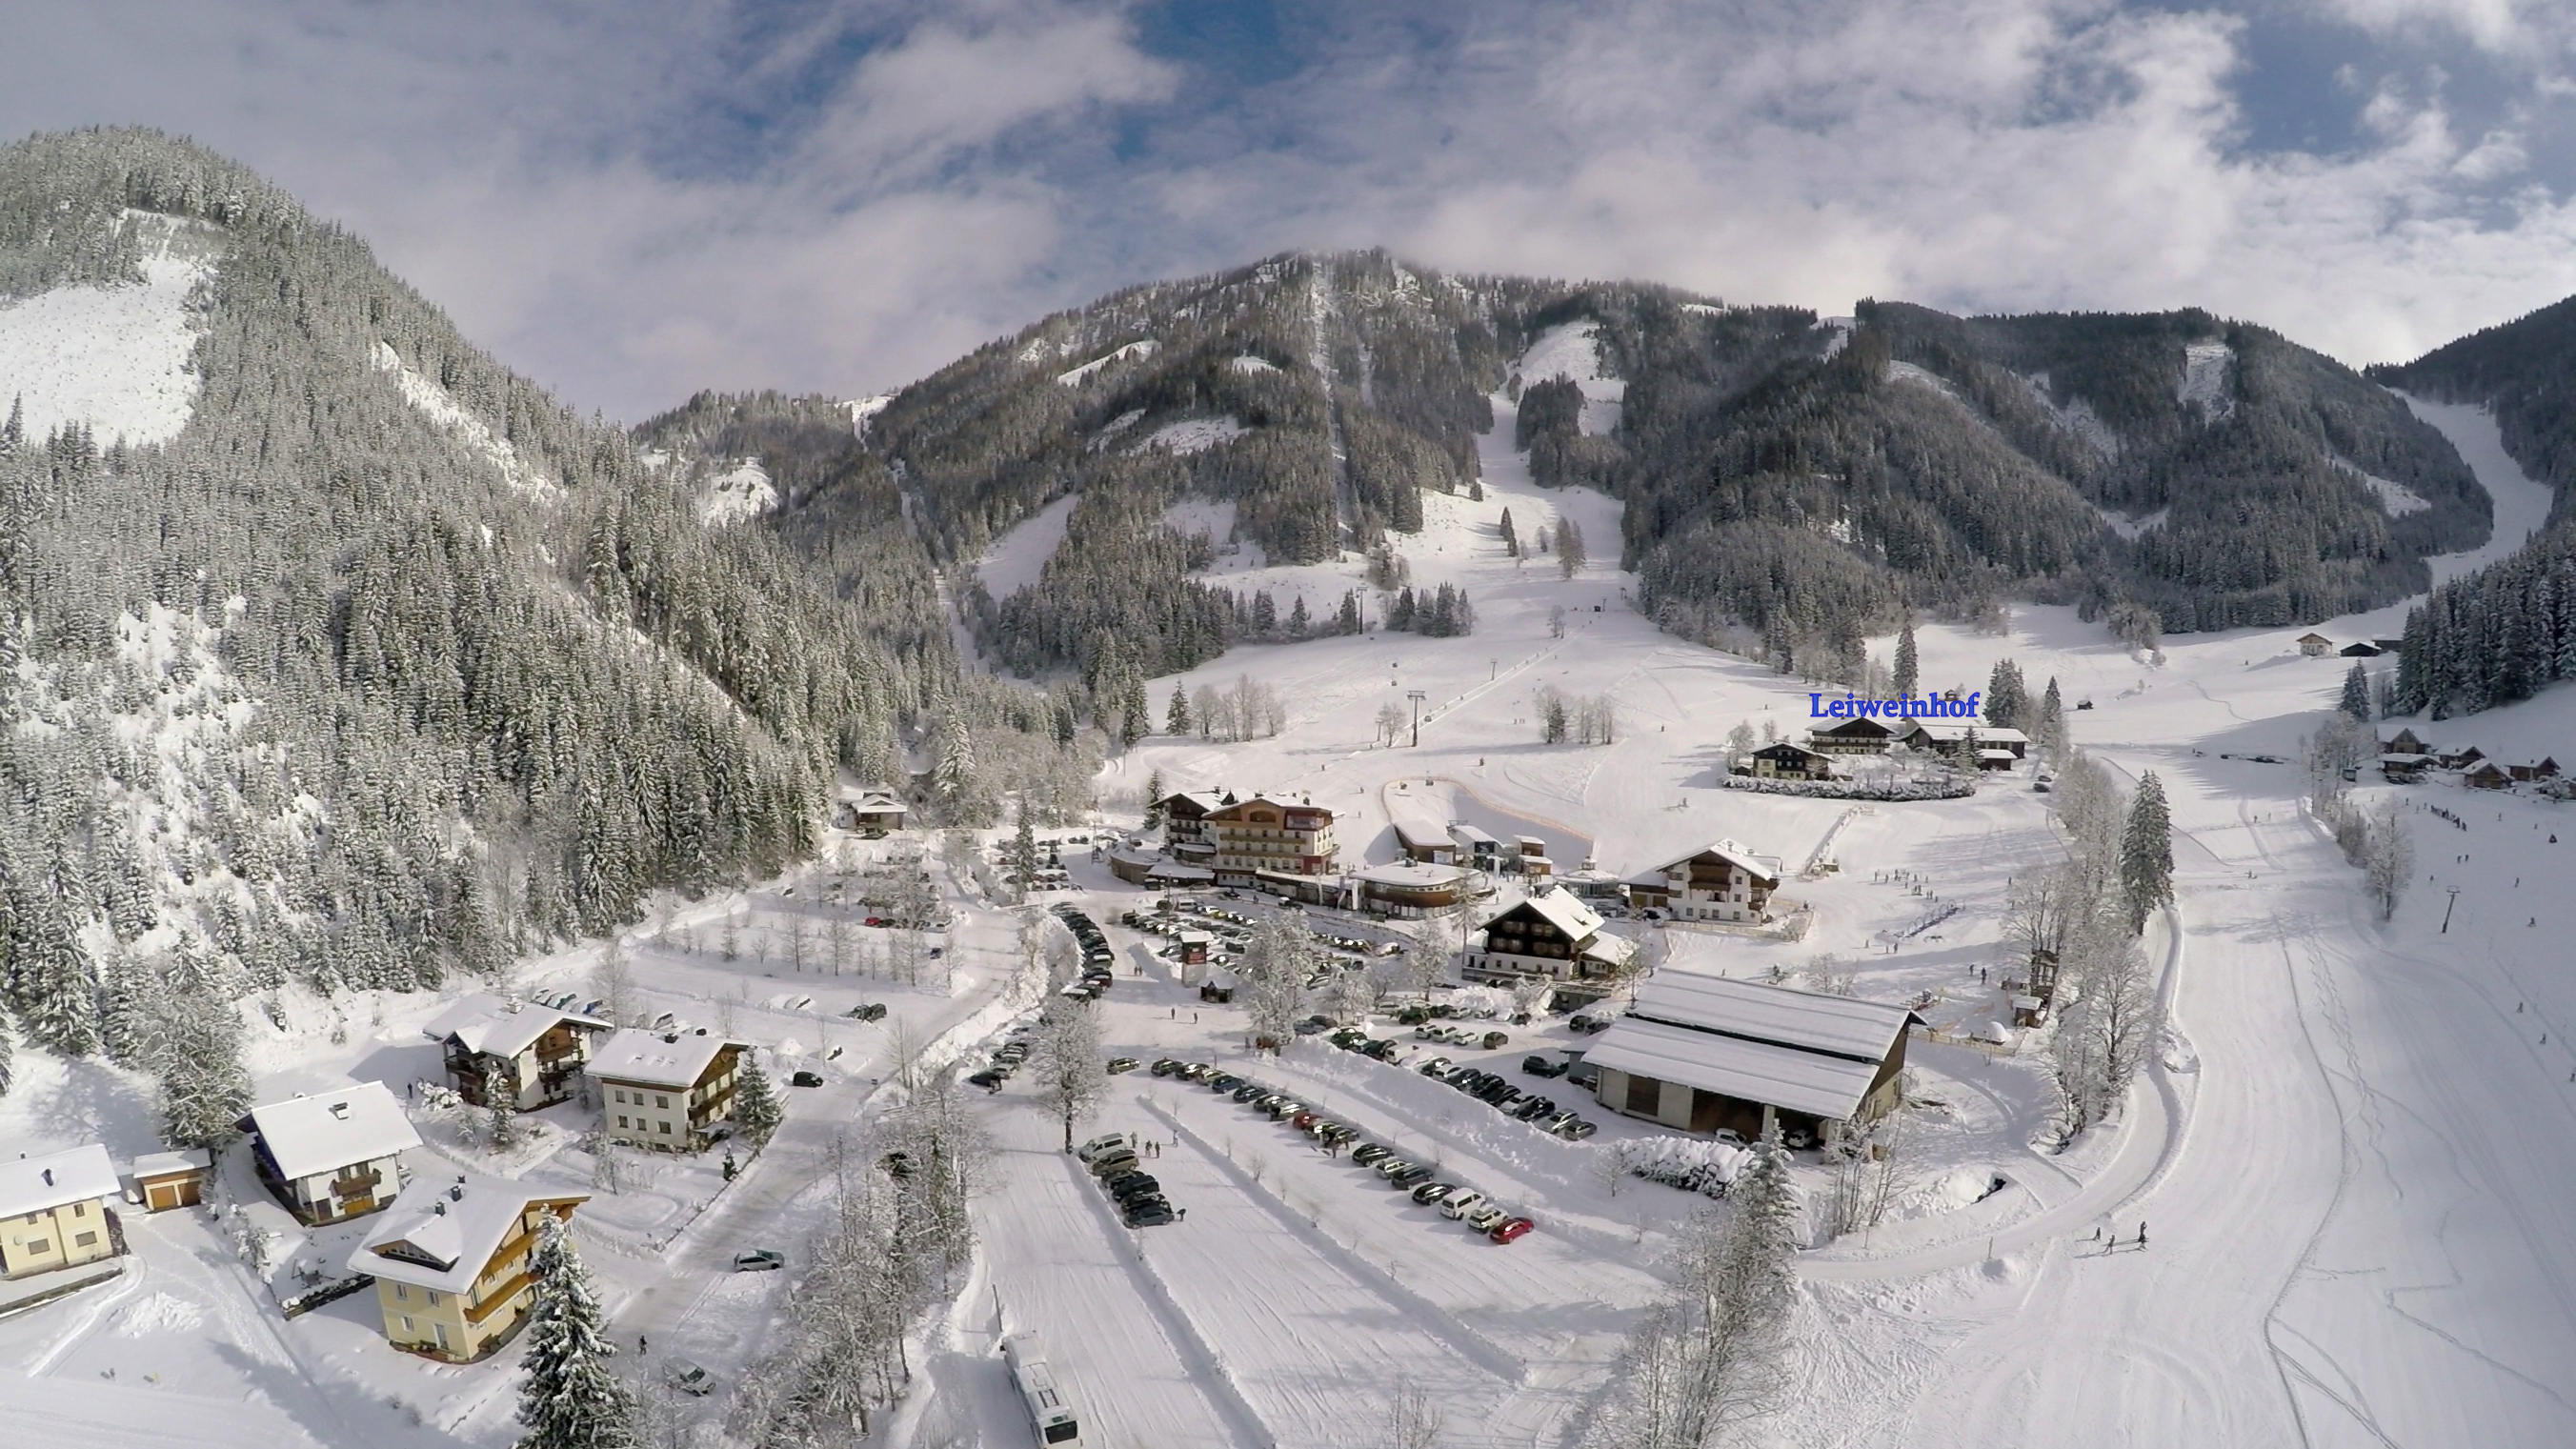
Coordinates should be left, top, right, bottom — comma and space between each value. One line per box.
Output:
2137, 1221, 2147, 1250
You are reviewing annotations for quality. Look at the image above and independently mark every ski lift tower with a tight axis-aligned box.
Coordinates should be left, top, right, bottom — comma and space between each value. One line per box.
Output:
1407, 690, 1427, 747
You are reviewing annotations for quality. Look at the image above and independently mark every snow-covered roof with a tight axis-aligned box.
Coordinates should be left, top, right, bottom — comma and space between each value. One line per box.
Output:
1585, 1016, 1887, 1121
589, 1030, 751, 1089
1900, 722, 2028, 744
1629, 972, 1918, 1062
420, 993, 612, 1061
1636, 838, 1784, 886
836, 785, 906, 812
349, 1170, 587, 1295
1147, 861, 1215, 882
129, 1149, 211, 1182
1451, 824, 1499, 847
1482, 886, 1604, 942
0, 1143, 121, 1218
1160, 789, 1228, 815
243, 1082, 422, 1181
1355, 861, 1466, 889
1978, 749, 2018, 761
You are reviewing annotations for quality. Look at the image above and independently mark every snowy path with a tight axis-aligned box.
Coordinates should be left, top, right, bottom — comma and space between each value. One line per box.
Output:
2402, 394, 2556, 588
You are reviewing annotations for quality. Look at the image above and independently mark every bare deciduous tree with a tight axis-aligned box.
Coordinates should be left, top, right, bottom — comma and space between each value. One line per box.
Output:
1028, 999, 1105, 1152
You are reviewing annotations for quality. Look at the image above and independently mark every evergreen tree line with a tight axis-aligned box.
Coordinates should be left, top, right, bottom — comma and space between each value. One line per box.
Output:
2389, 541, 2576, 718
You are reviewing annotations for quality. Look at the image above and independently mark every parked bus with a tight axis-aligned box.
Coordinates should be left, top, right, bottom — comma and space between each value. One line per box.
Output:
1002, 1332, 1083, 1445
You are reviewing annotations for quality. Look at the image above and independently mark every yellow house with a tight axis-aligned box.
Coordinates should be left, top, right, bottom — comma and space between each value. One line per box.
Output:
0, 1143, 126, 1279
349, 1172, 588, 1362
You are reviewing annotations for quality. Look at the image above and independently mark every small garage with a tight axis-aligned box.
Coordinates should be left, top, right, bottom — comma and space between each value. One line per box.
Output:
131, 1149, 211, 1212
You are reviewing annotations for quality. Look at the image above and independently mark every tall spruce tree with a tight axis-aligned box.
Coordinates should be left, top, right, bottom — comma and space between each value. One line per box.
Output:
1166, 683, 1191, 735
1985, 658, 2028, 730
1895, 623, 1920, 700
733, 1052, 784, 1147
2339, 661, 2371, 720
2120, 772, 2175, 933
515, 1212, 635, 1449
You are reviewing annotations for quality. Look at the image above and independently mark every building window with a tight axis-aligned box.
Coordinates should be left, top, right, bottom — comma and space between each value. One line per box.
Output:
71, 1202, 85, 1217
400, 1315, 414, 1334
616, 1117, 628, 1129
1625, 1075, 1660, 1115
395, 1283, 409, 1300
613, 1090, 625, 1104
73, 1231, 97, 1248
655, 1095, 670, 1109
426, 1291, 442, 1307
659, 1121, 672, 1134
26, 1238, 50, 1254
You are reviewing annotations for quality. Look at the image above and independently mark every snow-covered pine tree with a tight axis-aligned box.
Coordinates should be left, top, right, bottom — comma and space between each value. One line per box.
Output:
2339, 661, 2371, 720
2119, 771, 2174, 933
2037, 675, 2065, 756
932, 708, 976, 808
1288, 594, 1311, 636
1142, 769, 1165, 828
733, 1052, 784, 1147
158, 994, 252, 1149
1166, 683, 1191, 735
1984, 658, 2027, 731
1499, 507, 1519, 556
1556, 517, 1586, 578
1894, 622, 1920, 700
1338, 591, 1362, 634
514, 1212, 635, 1449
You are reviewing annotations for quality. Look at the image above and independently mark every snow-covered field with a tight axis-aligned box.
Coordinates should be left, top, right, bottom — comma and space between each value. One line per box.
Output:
9, 312, 2576, 1449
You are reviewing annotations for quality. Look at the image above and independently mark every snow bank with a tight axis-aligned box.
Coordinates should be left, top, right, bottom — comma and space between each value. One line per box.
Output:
1517, 322, 1624, 435
1229, 353, 1280, 374
1057, 339, 1157, 386
0, 211, 218, 447
2179, 339, 2235, 422
2096, 504, 2169, 540
1720, 773, 1977, 801
1136, 417, 1250, 455
370, 340, 557, 498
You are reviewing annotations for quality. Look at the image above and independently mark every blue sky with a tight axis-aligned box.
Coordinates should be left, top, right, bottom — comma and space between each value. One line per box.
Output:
5, 0, 2574, 419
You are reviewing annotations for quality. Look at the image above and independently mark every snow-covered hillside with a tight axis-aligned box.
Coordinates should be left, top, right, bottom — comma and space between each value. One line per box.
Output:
0, 211, 217, 446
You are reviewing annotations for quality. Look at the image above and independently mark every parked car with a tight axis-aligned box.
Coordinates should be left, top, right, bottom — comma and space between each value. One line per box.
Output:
667, 1359, 714, 1396
1388, 1163, 1434, 1188
1266, 1099, 1305, 1120
1123, 1199, 1178, 1228
1514, 1097, 1557, 1121
1089, 1151, 1140, 1178
1489, 1217, 1536, 1244
1105, 1174, 1161, 1202
1439, 1191, 1487, 1220
1233, 1082, 1269, 1103
1482, 1031, 1511, 1050
1106, 1057, 1140, 1075
1294, 1017, 1329, 1035
1464, 1205, 1511, 1233
1418, 1057, 1454, 1077
1150, 1058, 1184, 1076
967, 1069, 1005, 1090
1521, 1055, 1564, 1077
1374, 1157, 1419, 1181
1412, 1181, 1459, 1205
790, 1070, 824, 1088
733, 1249, 787, 1272
1352, 1143, 1396, 1167
1077, 1134, 1129, 1162
1554, 1117, 1599, 1140
1209, 1074, 1244, 1092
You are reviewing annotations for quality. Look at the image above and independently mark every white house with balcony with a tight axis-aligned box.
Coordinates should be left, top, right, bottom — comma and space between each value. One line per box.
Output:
1622, 838, 1784, 924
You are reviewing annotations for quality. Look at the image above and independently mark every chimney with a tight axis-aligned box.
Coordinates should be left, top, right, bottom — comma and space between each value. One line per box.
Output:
329, 1101, 350, 1119
40, 1167, 53, 1187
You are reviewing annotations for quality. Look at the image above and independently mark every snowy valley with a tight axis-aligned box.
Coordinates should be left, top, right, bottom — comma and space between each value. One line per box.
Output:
6, 127, 2576, 1449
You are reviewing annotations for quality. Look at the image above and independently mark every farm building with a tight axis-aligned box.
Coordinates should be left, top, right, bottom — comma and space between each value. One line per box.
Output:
349, 1171, 588, 1362
1750, 742, 1835, 780
1624, 838, 1784, 923
1806, 716, 1901, 755
1892, 721, 2028, 760
2298, 633, 2334, 656
420, 994, 613, 1111
241, 1082, 422, 1223
1583, 973, 1921, 1140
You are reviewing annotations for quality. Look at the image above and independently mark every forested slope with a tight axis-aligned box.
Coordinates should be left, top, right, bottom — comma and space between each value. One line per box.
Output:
0, 130, 943, 1083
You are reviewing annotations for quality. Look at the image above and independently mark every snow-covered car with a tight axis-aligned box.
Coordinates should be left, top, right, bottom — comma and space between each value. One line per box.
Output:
1412, 1181, 1459, 1205
1521, 1055, 1565, 1077
1464, 1205, 1510, 1233
667, 1359, 714, 1396
1123, 1199, 1177, 1228
1077, 1134, 1128, 1163
1106, 1057, 1140, 1075
733, 1249, 786, 1272
789, 1070, 824, 1087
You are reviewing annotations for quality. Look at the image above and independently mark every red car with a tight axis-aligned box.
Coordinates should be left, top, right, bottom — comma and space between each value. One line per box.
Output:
1489, 1217, 1536, 1244
864, 916, 887, 927
1291, 1111, 1318, 1130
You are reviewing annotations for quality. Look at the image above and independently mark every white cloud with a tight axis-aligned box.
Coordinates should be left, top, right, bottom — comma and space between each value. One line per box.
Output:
0, 0, 2572, 416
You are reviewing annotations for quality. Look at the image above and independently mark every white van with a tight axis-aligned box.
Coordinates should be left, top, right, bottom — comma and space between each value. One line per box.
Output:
1003, 1332, 1084, 1445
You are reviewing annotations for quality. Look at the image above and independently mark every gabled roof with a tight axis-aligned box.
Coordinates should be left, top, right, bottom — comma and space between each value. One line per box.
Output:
1629, 971, 1918, 1061
1752, 741, 1829, 758
421, 993, 612, 1061
1481, 886, 1603, 941
348, 1170, 587, 1294
243, 1082, 422, 1181
1633, 838, 1784, 886
1586, 1016, 1885, 1120
1810, 716, 1897, 736
130, 1149, 211, 1181
836, 785, 907, 813
0, 1143, 121, 1218
1159, 789, 1228, 816
1899, 722, 2028, 745
590, 1029, 752, 1089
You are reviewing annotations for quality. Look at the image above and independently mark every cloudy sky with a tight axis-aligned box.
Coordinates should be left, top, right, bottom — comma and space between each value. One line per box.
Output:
7, 0, 2575, 420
